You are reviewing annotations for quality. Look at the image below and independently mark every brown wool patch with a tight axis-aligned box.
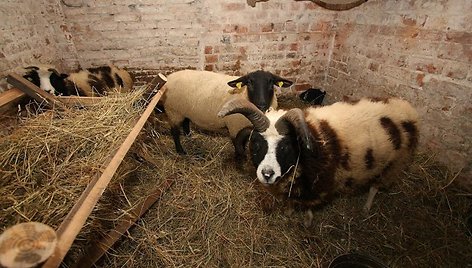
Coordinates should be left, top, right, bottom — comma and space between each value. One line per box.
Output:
340, 150, 351, 170
380, 117, 402, 150
401, 121, 419, 150
87, 74, 106, 95
344, 177, 354, 188
319, 120, 342, 164
365, 148, 375, 170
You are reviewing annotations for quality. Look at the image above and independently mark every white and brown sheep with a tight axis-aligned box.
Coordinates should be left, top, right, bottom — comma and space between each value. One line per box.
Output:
160, 69, 293, 157
20, 64, 133, 96
218, 97, 419, 225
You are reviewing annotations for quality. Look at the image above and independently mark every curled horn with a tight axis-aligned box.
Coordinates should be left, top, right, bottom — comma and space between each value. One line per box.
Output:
218, 98, 270, 132
275, 108, 313, 151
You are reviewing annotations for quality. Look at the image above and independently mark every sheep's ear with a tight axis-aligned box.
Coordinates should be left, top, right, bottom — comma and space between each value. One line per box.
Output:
227, 77, 246, 88
272, 74, 293, 88
227, 77, 247, 94
274, 79, 293, 88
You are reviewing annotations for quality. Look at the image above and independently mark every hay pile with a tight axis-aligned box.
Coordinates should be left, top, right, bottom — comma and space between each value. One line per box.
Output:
96, 96, 471, 268
1, 93, 470, 267
0, 88, 150, 261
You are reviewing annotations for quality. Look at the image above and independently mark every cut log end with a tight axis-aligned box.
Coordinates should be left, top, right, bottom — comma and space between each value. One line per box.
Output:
0, 222, 57, 268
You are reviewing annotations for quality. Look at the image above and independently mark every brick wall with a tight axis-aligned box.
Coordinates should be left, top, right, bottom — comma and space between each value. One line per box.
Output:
0, 0, 79, 76
324, 0, 471, 183
60, 0, 334, 89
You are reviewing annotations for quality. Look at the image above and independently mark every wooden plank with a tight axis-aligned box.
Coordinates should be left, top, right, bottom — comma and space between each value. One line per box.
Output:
0, 88, 27, 115
46, 75, 168, 245
42, 75, 167, 268
72, 176, 175, 268
0, 88, 26, 109
142, 73, 168, 102
6, 74, 67, 110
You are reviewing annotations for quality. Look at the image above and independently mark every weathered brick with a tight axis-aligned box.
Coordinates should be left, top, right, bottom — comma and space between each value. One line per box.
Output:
205, 54, 218, 64
223, 3, 245, 11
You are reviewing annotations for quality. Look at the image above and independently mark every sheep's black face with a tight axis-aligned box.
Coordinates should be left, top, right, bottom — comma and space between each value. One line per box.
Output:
49, 72, 69, 96
23, 66, 62, 95
249, 131, 299, 185
227, 71, 292, 112
23, 68, 41, 88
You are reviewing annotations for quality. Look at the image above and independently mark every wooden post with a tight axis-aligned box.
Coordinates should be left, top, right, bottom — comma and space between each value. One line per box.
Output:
6, 74, 67, 110
42, 75, 167, 268
72, 177, 175, 268
142, 73, 168, 103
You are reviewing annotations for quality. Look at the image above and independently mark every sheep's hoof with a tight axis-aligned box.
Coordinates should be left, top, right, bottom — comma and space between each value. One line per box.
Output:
176, 148, 187, 155
303, 209, 314, 228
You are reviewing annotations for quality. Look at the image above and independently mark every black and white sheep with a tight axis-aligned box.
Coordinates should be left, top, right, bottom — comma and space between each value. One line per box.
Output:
218, 97, 419, 224
0, 65, 65, 95
21, 64, 133, 96
161, 69, 293, 157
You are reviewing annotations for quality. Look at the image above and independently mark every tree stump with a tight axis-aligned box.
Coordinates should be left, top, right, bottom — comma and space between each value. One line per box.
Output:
0, 222, 57, 268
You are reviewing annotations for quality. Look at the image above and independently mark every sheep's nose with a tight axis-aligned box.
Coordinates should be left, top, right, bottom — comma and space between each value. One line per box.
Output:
261, 168, 275, 182
255, 103, 269, 112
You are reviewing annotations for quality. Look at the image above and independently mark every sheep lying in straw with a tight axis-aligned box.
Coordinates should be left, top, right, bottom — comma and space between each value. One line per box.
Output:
20, 64, 133, 96
160, 69, 293, 157
219, 97, 419, 226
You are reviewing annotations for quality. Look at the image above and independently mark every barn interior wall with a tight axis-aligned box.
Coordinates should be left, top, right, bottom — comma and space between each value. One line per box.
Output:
325, 0, 471, 183
59, 0, 335, 89
0, 0, 79, 76
0, 0, 470, 183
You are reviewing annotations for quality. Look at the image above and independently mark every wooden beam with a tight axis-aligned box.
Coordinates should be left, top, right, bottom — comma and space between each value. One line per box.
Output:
0, 88, 27, 115
142, 73, 168, 102
42, 75, 167, 268
0, 88, 26, 109
72, 176, 175, 268
6, 74, 67, 110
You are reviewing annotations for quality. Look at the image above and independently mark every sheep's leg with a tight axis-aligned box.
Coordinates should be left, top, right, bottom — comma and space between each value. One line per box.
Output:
170, 126, 186, 154
363, 185, 379, 213
182, 118, 191, 136
303, 209, 314, 228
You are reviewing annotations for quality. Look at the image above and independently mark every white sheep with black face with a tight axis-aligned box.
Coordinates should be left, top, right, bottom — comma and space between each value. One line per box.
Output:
160, 69, 293, 158
219, 97, 419, 225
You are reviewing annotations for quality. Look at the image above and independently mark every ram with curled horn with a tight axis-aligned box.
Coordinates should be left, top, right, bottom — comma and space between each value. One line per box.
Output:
219, 97, 420, 226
